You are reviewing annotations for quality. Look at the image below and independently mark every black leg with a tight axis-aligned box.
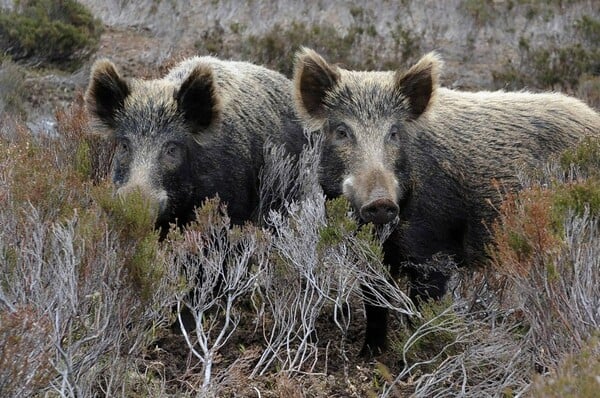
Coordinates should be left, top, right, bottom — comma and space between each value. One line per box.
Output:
360, 283, 389, 357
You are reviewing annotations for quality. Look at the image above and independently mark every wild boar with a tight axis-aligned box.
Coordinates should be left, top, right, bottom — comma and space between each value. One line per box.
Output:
293, 47, 600, 356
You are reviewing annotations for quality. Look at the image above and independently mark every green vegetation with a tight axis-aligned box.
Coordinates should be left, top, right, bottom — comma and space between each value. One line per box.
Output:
491, 139, 600, 266
493, 14, 600, 97
531, 336, 600, 398
0, 59, 27, 117
0, 0, 103, 69
493, 43, 599, 91
552, 138, 600, 226
462, 0, 497, 25
195, 17, 415, 77
95, 187, 164, 302
390, 23, 421, 65
390, 297, 463, 372
318, 197, 384, 261
242, 21, 368, 77
575, 15, 600, 43
560, 137, 600, 177
318, 197, 358, 249
553, 181, 600, 220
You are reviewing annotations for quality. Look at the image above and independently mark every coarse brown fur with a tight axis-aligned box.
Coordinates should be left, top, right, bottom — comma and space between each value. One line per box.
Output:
293, 47, 600, 356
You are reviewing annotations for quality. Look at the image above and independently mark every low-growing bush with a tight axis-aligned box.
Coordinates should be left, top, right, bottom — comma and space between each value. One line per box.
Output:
493, 16, 600, 92
485, 138, 600, 381
0, 99, 180, 397
0, 0, 102, 69
0, 60, 27, 117
194, 17, 410, 77
531, 335, 600, 398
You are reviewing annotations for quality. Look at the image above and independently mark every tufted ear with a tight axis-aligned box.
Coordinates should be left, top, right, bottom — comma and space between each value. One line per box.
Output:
176, 65, 221, 132
395, 52, 442, 119
293, 47, 340, 130
85, 59, 130, 129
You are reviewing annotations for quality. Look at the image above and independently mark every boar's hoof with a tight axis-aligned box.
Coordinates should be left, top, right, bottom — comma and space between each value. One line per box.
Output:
360, 198, 399, 224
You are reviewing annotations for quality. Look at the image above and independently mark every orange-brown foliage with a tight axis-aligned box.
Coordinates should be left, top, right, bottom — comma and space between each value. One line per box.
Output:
490, 186, 562, 279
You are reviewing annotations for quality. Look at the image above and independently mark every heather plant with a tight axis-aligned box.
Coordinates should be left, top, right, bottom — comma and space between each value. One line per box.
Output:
169, 198, 271, 394
252, 138, 416, 379
492, 15, 600, 97
0, 101, 180, 397
530, 335, 600, 398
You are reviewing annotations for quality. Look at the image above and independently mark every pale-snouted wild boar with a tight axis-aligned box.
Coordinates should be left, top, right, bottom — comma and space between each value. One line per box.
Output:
293, 47, 600, 356
85, 56, 305, 235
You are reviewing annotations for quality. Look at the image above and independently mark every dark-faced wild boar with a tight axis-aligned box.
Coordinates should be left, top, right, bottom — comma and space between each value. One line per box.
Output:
85, 56, 304, 234
293, 47, 600, 356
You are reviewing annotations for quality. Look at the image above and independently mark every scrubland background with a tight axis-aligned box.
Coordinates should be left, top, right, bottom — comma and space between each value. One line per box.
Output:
0, 1, 599, 397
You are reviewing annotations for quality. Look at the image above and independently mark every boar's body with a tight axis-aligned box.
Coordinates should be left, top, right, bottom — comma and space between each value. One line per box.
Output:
86, 56, 305, 232
293, 48, 600, 356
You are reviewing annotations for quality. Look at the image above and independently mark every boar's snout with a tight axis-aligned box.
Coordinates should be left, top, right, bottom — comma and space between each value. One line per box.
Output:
360, 198, 399, 224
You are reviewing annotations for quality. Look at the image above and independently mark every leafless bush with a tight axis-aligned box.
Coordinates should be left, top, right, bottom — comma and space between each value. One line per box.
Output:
513, 208, 598, 368
0, 207, 181, 397
252, 134, 416, 378
380, 296, 533, 398
170, 200, 271, 395
0, 116, 182, 397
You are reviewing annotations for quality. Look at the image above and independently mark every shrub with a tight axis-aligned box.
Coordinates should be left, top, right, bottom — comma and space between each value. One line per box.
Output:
0, 60, 27, 117
244, 21, 372, 77
0, 100, 179, 397
493, 14, 600, 92
195, 17, 402, 77
0, 0, 102, 69
531, 336, 600, 398
0, 307, 53, 397
488, 138, 600, 373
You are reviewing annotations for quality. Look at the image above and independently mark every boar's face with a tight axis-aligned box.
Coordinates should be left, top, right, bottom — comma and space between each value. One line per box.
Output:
85, 60, 220, 231
293, 48, 440, 225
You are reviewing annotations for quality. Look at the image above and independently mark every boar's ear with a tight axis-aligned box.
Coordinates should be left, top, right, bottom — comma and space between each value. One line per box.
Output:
85, 59, 130, 129
293, 47, 340, 130
176, 65, 220, 132
395, 52, 442, 119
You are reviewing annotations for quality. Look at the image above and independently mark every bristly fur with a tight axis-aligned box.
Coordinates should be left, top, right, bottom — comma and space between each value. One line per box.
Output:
293, 47, 600, 357
85, 56, 305, 234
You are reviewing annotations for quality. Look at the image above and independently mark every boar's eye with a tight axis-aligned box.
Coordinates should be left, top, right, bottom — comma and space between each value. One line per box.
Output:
333, 123, 352, 142
162, 142, 184, 169
116, 139, 130, 159
387, 125, 401, 143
